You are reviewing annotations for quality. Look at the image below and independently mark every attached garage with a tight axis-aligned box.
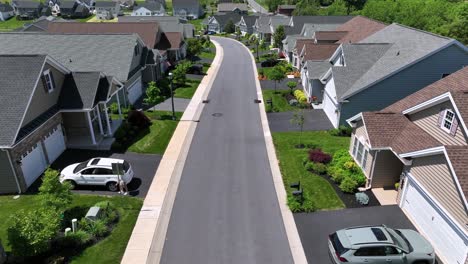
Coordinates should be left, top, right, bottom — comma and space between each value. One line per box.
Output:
401, 177, 468, 264
323, 92, 339, 128
20, 143, 47, 187
126, 77, 143, 104
44, 125, 66, 163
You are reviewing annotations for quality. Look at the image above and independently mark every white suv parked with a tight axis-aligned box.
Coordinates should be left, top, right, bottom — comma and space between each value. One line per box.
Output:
60, 158, 134, 191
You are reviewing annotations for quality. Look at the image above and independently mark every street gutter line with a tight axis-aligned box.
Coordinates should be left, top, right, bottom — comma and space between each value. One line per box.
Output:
238, 39, 308, 264
120, 39, 224, 264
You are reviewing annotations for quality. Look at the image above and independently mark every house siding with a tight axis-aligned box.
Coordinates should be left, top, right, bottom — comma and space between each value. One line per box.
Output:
340, 44, 468, 126
350, 122, 374, 178
371, 150, 403, 188
22, 63, 65, 126
409, 154, 468, 233
0, 149, 18, 194
409, 101, 467, 146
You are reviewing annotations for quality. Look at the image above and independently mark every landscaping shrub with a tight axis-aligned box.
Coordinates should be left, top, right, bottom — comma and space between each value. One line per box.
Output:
312, 162, 327, 174
109, 102, 119, 114
308, 148, 332, 164
287, 190, 315, 213
80, 219, 109, 238
38, 168, 72, 212
293, 90, 307, 104
339, 177, 358, 193
329, 125, 352, 137
58, 230, 92, 249
127, 110, 151, 129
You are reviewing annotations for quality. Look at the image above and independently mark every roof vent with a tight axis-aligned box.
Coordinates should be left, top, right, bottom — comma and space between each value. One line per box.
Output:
69, 58, 72, 62
396, 51, 400, 56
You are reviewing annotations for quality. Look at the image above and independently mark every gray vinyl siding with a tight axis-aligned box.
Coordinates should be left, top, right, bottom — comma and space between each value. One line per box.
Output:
23, 63, 65, 126
409, 154, 468, 232
340, 44, 468, 126
0, 149, 18, 194
371, 150, 403, 188
409, 101, 467, 146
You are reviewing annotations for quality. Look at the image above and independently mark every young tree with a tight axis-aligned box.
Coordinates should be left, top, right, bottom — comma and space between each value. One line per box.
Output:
290, 109, 305, 148
144, 81, 164, 106
224, 19, 235, 34
265, 0, 283, 12
172, 60, 192, 87
273, 25, 285, 49
287, 81, 297, 95
38, 168, 72, 212
235, 27, 242, 40
186, 38, 203, 59
269, 65, 285, 93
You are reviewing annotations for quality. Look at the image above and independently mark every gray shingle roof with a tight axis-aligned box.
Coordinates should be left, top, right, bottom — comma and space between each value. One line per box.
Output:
59, 72, 102, 110
13, 0, 42, 9
217, 3, 247, 12
254, 15, 271, 33
0, 55, 47, 147
0, 3, 14, 12
212, 13, 242, 27
306, 60, 331, 79
285, 16, 352, 36
118, 15, 183, 23
270, 16, 290, 31
341, 23, 455, 99
282, 35, 306, 53
0, 33, 141, 82
300, 23, 341, 38
332, 43, 391, 100
134, 2, 162, 11
95, 1, 117, 8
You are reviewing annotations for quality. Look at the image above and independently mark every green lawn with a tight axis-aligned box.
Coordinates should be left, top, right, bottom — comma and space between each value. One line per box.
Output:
165, 0, 173, 14
0, 17, 32, 31
262, 90, 297, 112
174, 78, 201, 99
127, 111, 183, 154
199, 49, 215, 60
74, 15, 94, 22
0, 194, 142, 263
272, 131, 350, 210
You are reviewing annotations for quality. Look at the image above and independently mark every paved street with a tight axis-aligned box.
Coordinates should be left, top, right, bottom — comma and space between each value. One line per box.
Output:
160, 37, 293, 263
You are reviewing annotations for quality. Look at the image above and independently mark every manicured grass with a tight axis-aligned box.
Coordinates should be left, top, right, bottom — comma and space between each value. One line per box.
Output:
272, 131, 350, 210
74, 15, 94, 22
262, 90, 297, 112
0, 194, 142, 263
127, 111, 183, 154
86, 16, 117, 22
0, 17, 32, 31
165, 0, 173, 14
199, 47, 215, 59
174, 78, 201, 99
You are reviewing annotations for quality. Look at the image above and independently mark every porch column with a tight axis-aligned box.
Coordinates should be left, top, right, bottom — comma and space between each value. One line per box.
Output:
116, 92, 123, 120
86, 111, 96, 145
104, 104, 112, 135
96, 106, 104, 135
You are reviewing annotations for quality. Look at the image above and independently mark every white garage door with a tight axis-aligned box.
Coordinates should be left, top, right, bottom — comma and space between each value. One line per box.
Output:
21, 143, 47, 187
44, 125, 66, 163
402, 179, 468, 264
127, 77, 143, 104
322, 92, 339, 128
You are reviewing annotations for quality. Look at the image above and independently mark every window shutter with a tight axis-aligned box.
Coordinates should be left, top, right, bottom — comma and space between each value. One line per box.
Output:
450, 116, 458, 136
41, 74, 48, 92
49, 71, 56, 90
437, 109, 445, 127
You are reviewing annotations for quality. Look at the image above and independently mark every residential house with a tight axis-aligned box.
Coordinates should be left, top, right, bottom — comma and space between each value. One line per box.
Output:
155, 31, 186, 63
277, 4, 294, 16
252, 15, 289, 42
132, 2, 165, 16
12, 0, 46, 19
0, 3, 14, 21
206, 13, 241, 33
0, 33, 150, 105
118, 15, 195, 38
113, 0, 134, 8
18, 15, 60, 32
217, 3, 248, 14
79, 0, 95, 11
0, 54, 125, 194
314, 24, 468, 128
95, 1, 120, 20
60, 1, 90, 18
297, 42, 338, 70
48, 0, 60, 16
172, 0, 203, 19
236, 15, 256, 35
334, 15, 387, 44
346, 67, 468, 264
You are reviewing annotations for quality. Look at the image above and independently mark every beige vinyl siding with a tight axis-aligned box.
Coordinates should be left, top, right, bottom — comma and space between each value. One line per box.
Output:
409, 154, 468, 232
22, 63, 65, 126
409, 101, 467, 146
371, 150, 403, 188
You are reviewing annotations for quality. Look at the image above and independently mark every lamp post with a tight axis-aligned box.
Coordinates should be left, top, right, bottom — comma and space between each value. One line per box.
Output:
168, 72, 176, 121
256, 40, 259, 61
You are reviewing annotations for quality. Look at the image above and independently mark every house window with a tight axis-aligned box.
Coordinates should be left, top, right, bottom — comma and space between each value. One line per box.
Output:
356, 141, 364, 162
352, 136, 359, 156
352, 136, 368, 170
43, 69, 55, 93
442, 109, 455, 132
362, 149, 368, 169
146, 12, 150, 15
134, 45, 140, 56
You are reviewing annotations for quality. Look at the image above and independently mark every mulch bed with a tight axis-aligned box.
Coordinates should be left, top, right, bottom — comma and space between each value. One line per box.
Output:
317, 173, 381, 208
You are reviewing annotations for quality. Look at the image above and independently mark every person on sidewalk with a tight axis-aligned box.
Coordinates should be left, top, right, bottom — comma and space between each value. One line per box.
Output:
118, 176, 128, 195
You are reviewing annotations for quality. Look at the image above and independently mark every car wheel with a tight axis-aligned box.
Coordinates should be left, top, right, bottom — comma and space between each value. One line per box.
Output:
66, 180, 77, 190
107, 181, 119, 192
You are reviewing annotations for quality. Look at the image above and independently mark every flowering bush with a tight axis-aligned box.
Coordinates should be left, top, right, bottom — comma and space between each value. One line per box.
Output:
308, 148, 332, 164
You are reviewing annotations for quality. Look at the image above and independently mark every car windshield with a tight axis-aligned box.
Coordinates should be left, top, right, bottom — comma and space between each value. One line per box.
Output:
73, 160, 89, 173
386, 228, 410, 252
123, 161, 130, 172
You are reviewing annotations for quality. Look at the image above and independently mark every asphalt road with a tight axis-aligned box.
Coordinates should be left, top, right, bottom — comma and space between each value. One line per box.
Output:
160, 37, 293, 264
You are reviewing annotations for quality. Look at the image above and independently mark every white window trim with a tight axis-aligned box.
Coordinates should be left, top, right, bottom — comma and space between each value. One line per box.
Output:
441, 109, 455, 133
352, 135, 369, 170
43, 69, 55, 93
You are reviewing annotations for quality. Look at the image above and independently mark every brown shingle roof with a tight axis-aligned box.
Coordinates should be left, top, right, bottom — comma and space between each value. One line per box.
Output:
362, 112, 441, 154
164, 32, 183, 49
445, 146, 468, 197
294, 38, 314, 52
335, 15, 386, 44
302, 43, 339, 61
314, 31, 348, 41
47, 22, 160, 48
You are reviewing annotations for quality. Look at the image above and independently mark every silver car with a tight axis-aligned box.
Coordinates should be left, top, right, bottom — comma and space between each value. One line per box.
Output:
328, 225, 435, 264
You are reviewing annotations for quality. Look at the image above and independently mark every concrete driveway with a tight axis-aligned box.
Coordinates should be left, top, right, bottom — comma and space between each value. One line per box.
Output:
294, 206, 416, 264
268, 109, 334, 132
48, 149, 161, 198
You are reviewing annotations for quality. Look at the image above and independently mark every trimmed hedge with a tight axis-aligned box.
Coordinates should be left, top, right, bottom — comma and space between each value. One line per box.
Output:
327, 150, 366, 193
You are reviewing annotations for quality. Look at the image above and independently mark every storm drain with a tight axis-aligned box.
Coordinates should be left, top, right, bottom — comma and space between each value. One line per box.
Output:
202, 99, 210, 104
254, 99, 262, 103
212, 113, 223, 117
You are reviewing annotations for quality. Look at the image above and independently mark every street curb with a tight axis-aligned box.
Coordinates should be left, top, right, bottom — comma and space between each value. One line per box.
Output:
120, 39, 224, 264
239, 39, 308, 264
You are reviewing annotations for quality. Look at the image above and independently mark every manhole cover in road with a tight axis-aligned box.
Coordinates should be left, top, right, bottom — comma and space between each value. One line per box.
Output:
212, 113, 223, 117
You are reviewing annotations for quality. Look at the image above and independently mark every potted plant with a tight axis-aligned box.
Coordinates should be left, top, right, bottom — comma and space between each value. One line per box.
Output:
311, 96, 318, 105
395, 182, 400, 190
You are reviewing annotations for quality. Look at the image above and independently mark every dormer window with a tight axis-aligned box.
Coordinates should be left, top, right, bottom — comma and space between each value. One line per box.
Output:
42, 69, 55, 93
438, 109, 459, 136
442, 110, 455, 131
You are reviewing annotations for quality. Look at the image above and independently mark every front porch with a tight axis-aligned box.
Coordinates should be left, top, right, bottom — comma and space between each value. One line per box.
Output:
372, 188, 398, 205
